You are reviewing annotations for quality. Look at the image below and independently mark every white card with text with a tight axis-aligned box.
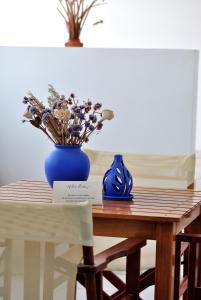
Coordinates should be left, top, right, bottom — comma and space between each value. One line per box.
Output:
53, 181, 103, 205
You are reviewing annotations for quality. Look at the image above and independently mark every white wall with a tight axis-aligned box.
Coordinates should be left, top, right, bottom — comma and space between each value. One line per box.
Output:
0, 0, 201, 49
0, 0, 201, 149
0, 47, 198, 185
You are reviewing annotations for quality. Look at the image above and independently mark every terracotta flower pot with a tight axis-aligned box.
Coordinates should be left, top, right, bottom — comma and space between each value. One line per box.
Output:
65, 39, 83, 47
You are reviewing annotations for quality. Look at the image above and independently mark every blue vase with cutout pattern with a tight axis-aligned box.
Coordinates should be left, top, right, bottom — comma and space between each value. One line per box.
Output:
103, 154, 133, 200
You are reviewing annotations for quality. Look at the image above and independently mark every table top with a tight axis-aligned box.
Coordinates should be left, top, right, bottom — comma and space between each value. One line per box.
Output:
0, 180, 201, 223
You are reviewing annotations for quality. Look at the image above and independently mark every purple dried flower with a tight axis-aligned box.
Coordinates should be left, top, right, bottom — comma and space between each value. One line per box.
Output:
41, 112, 50, 122
74, 108, 81, 113
97, 122, 103, 130
30, 106, 38, 114
70, 113, 75, 119
22, 97, 29, 104
87, 100, 92, 106
53, 100, 62, 109
72, 124, 83, 131
76, 112, 85, 120
68, 126, 73, 133
52, 101, 57, 109
57, 101, 62, 108
85, 107, 90, 113
94, 103, 102, 110
89, 114, 94, 120
72, 105, 78, 111
89, 114, 97, 123
92, 115, 97, 123
79, 105, 85, 109
27, 105, 31, 112
70, 93, 75, 98
67, 125, 73, 134
85, 121, 90, 127
77, 124, 83, 131
89, 124, 95, 131
42, 108, 51, 114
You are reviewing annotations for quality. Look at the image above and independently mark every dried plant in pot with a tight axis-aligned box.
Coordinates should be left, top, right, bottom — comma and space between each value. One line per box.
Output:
57, 0, 106, 47
22, 85, 114, 187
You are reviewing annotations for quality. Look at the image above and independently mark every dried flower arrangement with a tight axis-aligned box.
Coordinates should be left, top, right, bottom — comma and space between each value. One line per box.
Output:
57, 0, 106, 46
22, 85, 114, 146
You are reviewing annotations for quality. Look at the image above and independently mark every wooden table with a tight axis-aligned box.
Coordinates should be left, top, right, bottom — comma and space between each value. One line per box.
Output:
93, 186, 201, 300
0, 180, 201, 300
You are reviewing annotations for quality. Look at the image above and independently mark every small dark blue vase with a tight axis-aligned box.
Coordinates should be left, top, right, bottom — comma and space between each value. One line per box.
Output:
44, 145, 90, 188
103, 154, 133, 200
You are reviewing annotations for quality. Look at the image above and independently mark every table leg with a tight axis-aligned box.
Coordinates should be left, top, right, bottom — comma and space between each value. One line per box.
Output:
24, 241, 40, 300
155, 222, 176, 300
186, 213, 201, 286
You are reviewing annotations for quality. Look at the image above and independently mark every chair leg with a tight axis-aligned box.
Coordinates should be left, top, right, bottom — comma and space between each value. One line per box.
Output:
24, 241, 41, 300
126, 249, 140, 300
174, 239, 181, 300
4, 240, 12, 300
85, 273, 98, 300
187, 242, 197, 300
43, 243, 54, 300
195, 287, 201, 300
183, 226, 191, 300
96, 272, 103, 300
183, 247, 189, 300
67, 275, 77, 300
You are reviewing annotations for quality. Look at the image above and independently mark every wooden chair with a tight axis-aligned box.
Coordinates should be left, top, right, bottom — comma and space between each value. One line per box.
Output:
77, 238, 150, 300
174, 233, 201, 300
0, 181, 150, 300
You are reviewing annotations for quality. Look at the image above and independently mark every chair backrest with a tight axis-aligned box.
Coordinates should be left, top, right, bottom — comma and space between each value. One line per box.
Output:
84, 148, 195, 189
0, 200, 94, 245
0, 200, 94, 300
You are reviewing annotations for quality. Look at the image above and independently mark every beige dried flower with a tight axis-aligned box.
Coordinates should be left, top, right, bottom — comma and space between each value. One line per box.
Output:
23, 111, 32, 119
54, 108, 70, 121
101, 109, 114, 121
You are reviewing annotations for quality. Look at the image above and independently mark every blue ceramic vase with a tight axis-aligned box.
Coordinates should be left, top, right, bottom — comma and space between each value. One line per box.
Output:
44, 145, 90, 188
103, 154, 133, 200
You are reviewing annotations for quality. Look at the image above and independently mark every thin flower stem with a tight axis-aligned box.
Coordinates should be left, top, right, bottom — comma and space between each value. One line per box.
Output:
57, 8, 66, 21
85, 124, 99, 139
40, 127, 56, 143
58, 0, 105, 39
60, 0, 68, 16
